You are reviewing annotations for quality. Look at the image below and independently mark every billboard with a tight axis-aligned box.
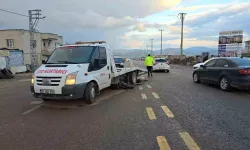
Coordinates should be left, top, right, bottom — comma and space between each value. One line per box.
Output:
218, 30, 243, 57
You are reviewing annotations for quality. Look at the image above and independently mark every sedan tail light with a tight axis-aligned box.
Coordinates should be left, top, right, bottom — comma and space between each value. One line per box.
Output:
239, 69, 250, 75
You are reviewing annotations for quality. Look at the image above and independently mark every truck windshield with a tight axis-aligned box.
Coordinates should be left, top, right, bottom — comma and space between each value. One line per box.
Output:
46, 46, 95, 64
114, 58, 125, 63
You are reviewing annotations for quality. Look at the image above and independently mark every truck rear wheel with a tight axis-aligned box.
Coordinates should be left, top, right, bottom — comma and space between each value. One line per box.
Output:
129, 71, 137, 85
84, 82, 97, 104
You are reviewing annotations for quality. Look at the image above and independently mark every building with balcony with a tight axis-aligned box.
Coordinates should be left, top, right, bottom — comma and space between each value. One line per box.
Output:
0, 29, 63, 65
245, 40, 250, 52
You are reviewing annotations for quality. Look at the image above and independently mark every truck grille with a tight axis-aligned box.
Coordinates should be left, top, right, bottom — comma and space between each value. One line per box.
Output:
36, 76, 62, 86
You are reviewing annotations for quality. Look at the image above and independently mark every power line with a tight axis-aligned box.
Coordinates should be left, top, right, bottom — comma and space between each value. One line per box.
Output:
0, 8, 28, 17
46, 16, 75, 32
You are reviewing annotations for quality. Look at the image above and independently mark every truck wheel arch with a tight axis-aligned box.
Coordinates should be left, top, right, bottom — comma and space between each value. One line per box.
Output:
88, 80, 100, 93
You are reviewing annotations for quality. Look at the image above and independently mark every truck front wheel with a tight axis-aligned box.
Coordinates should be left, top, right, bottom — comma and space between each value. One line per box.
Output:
129, 71, 137, 85
84, 82, 97, 104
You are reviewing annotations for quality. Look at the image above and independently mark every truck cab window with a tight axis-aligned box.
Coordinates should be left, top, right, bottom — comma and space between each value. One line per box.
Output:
99, 47, 107, 66
89, 47, 107, 71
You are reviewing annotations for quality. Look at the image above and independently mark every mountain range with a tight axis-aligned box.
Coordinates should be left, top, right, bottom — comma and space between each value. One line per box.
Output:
113, 47, 218, 58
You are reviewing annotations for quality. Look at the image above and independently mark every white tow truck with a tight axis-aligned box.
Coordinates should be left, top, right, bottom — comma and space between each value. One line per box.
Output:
30, 41, 146, 104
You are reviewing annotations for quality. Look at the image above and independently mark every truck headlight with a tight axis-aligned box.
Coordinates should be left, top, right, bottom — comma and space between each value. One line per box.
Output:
65, 72, 78, 85
31, 74, 34, 85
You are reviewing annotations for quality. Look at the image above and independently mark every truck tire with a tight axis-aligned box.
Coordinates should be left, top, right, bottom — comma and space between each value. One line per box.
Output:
84, 82, 97, 104
129, 71, 137, 85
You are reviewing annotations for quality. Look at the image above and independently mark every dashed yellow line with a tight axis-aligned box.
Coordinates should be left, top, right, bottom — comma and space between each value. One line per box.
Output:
179, 132, 200, 150
156, 136, 171, 150
161, 106, 174, 118
152, 92, 160, 99
146, 107, 156, 120
141, 93, 147, 99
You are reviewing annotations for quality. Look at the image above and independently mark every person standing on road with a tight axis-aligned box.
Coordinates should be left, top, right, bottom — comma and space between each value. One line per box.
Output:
144, 54, 154, 77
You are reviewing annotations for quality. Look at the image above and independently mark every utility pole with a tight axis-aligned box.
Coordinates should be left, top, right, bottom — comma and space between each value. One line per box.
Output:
150, 39, 154, 55
146, 45, 149, 55
29, 9, 45, 70
178, 13, 187, 56
159, 29, 164, 55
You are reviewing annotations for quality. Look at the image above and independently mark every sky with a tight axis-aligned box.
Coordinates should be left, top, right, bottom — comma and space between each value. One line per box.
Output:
0, 0, 249, 50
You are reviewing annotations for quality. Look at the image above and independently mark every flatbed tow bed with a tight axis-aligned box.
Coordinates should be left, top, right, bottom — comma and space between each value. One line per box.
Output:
30, 41, 147, 104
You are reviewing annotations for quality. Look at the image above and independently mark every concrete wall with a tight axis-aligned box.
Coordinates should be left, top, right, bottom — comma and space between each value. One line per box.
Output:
22, 31, 42, 65
0, 30, 63, 65
245, 41, 250, 52
0, 30, 25, 50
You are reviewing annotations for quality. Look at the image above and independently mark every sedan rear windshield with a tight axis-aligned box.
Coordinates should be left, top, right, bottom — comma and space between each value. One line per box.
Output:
46, 46, 95, 64
155, 59, 167, 62
231, 58, 250, 66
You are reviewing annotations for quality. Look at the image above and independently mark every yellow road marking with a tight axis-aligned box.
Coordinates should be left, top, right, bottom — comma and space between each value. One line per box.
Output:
179, 132, 200, 150
146, 107, 156, 120
147, 85, 152, 88
139, 86, 143, 90
156, 136, 171, 150
141, 93, 147, 99
152, 92, 160, 99
161, 106, 174, 118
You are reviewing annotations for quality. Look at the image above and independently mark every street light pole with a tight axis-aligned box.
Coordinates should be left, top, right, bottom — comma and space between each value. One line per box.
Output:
150, 39, 154, 55
146, 45, 149, 55
159, 29, 164, 55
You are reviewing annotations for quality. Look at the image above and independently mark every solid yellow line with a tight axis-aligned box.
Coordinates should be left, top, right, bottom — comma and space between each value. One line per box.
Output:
146, 107, 156, 120
179, 132, 200, 150
161, 106, 174, 118
156, 136, 171, 150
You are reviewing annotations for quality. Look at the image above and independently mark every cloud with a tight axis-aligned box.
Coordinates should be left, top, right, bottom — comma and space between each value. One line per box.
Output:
168, 25, 193, 34
181, 3, 250, 27
131, 22, 167, 32
53, 10, 137, 29
171, 3, 230, 11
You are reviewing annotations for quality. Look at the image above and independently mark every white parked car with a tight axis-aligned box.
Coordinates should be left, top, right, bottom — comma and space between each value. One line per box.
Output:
153, 58, 170, 72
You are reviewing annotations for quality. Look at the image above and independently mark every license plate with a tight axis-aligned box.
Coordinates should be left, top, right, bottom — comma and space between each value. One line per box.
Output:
40, 89, 55, 94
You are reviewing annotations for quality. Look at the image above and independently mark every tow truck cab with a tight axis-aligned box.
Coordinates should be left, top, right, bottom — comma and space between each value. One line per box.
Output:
30, 41, 115, 103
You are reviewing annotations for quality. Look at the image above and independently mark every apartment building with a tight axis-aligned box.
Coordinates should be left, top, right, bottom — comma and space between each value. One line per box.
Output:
245, 40, 250, 52
0, 29, 63, 65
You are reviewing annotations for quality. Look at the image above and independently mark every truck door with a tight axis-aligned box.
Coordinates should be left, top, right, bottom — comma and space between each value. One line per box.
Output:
98, 47, 111, 88
88, 47, 111, 90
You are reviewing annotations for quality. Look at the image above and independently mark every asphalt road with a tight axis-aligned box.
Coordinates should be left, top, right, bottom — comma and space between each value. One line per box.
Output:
1, 62, 250, 150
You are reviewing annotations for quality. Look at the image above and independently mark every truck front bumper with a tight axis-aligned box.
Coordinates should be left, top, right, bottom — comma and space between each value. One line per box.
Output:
30, 83, 88, 100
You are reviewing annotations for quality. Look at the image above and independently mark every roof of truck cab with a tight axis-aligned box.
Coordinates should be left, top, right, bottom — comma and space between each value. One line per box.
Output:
58, 44, 108, 48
